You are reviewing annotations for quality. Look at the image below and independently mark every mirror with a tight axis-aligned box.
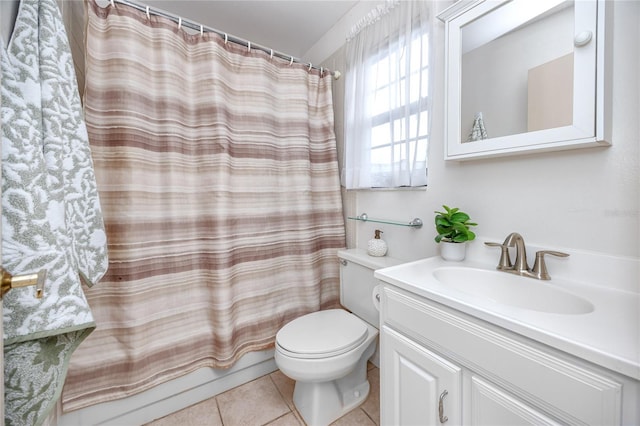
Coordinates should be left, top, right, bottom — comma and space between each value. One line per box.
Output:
461, 2, 575, 141
438, 0, 611, 161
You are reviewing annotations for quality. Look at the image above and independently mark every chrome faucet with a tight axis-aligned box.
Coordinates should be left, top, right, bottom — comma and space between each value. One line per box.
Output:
485, 233, 569, 280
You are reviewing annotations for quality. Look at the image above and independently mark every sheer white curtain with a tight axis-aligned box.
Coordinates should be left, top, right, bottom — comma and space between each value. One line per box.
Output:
343, 0, 432, 189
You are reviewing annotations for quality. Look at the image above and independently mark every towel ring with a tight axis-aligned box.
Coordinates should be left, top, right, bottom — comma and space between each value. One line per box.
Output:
224, 33, 228, 44
289, 56, 294, 66
308, 63, 313, 72
145, 6, 150, 19
270, 49, 274, 59
200, 25, 204, 36
247, 41, 251, 52
178, 17, 182, 30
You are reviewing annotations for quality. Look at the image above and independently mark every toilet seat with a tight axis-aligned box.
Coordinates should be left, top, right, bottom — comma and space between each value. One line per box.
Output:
276, 309, 368, 359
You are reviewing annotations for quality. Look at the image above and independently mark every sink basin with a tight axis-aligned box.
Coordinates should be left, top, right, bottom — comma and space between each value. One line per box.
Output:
432, 267, 594, 315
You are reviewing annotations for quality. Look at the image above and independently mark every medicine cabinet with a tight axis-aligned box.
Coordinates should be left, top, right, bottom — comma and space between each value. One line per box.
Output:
438, 0, 611, 161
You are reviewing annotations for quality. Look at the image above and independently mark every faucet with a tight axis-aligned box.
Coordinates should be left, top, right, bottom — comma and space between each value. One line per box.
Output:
485, 233, 569, 280
502, 232, 529, 274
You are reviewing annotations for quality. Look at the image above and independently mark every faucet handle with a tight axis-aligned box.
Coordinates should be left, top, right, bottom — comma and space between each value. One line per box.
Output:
484, 242, 513, 270
531, 250, 569, 280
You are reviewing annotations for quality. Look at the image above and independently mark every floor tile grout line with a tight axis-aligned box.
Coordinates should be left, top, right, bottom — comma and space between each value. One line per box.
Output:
267, 372, 305, 425
214, 393, 224, 425
361, 407, 378, 426
261, 411, 296, 426
268, 373, 287, 406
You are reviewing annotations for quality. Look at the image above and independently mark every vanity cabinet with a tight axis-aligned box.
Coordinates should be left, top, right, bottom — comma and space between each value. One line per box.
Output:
380, 284, 626, 425
381, 327, 462, 425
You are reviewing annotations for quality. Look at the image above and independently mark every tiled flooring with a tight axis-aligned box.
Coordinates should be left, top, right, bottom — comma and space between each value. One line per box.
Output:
147, 363, 380, 426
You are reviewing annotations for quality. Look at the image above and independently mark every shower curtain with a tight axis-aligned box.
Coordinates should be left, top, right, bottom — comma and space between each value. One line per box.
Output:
62, 0, 345, 411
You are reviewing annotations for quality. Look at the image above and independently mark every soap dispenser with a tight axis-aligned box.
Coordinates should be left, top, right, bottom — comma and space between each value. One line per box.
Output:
367, 229, 388, 257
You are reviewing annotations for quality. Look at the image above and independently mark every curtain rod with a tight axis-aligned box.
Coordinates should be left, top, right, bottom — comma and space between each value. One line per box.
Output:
108, 0, 341, 80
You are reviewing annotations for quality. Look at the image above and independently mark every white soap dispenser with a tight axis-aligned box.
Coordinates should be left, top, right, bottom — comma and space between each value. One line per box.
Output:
367, 229, 388, 257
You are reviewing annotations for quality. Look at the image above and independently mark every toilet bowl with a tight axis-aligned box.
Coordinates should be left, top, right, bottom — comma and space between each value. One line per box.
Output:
274, 249, 402, 426
275, 309, 377, 425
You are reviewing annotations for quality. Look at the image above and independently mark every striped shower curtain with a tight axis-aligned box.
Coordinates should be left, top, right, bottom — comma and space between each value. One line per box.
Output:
62, 0, 345, 410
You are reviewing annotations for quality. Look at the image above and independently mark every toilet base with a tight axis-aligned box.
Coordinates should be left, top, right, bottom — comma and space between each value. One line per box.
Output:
292, 341, 375, 426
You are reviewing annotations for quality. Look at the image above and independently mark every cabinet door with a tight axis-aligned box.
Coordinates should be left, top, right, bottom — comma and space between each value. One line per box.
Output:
381, 326, 462, 426
468, 375, 562, 426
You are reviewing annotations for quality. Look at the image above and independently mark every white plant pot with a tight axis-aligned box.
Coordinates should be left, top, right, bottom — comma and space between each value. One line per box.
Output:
440, 241, 466, 261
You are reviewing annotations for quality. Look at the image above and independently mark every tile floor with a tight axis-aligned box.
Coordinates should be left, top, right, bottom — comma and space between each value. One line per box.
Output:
147, 363, 380, 426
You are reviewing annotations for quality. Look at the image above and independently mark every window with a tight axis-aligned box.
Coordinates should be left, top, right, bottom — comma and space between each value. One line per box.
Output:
343, 2, 432, 189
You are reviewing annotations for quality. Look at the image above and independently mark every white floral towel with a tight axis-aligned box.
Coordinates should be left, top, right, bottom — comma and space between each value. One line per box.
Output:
1, 0, 108, 424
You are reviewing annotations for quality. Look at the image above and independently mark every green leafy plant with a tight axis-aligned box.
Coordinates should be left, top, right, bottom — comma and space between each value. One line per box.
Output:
434, 205, 477, 243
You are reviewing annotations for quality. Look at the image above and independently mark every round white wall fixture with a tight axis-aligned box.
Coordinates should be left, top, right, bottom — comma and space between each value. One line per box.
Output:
574, 31, 593, 47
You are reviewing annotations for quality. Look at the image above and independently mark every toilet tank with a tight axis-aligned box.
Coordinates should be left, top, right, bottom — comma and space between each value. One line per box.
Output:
338, 249, 403, 327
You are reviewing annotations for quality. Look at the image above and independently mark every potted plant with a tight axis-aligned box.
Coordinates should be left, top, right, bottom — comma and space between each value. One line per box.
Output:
434, 205, 477, 261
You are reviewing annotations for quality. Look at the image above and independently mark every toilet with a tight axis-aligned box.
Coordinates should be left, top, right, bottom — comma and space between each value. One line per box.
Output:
275, 249, 401, 425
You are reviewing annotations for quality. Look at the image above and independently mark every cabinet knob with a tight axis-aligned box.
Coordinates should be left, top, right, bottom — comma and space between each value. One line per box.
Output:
574, 30, 593, 47
1, 268, 46, 299
438, 389, 449, 423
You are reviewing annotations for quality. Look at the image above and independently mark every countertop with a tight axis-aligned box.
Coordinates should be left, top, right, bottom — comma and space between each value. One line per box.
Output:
375, 255, 640, 381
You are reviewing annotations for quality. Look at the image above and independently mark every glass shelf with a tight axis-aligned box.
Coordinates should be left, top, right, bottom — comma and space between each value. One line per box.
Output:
347, 213, 423, 229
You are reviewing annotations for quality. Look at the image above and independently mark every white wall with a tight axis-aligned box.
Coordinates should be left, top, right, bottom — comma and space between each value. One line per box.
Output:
308, 0, 639, 265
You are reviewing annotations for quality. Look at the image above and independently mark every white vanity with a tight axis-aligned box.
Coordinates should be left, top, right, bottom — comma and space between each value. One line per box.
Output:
374, 241, 639, 425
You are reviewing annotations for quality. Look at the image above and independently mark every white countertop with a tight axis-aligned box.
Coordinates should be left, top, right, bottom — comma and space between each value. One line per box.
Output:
374, 255, 640, 381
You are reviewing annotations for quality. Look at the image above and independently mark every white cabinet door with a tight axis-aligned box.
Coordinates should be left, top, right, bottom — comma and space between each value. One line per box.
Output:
468, 375, 562, 426
381, 326, 462, 426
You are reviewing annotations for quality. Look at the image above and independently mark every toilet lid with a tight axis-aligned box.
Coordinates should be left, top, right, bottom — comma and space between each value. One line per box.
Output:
276, 309, 368, 358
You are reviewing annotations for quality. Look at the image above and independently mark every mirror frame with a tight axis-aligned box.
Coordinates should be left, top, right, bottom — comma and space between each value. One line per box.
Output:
438, 0, 612, 161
